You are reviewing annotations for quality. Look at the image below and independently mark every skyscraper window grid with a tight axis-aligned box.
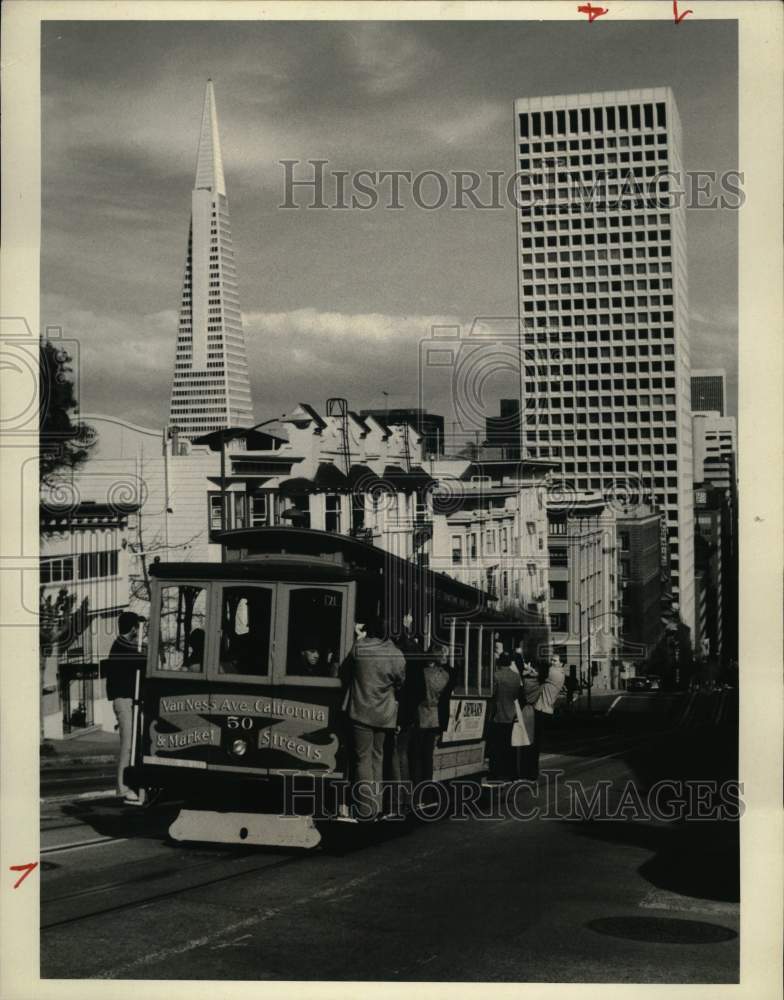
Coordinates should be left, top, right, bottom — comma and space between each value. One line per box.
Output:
514, 87, 694, 636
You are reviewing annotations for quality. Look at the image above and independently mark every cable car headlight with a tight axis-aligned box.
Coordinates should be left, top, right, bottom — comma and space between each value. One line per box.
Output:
231, 739, 248, 757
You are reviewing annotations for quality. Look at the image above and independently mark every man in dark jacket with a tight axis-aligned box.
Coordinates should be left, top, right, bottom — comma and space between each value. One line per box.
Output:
345, 617, 406, 817
487, 647, 522, 780
104, 611, 146, 803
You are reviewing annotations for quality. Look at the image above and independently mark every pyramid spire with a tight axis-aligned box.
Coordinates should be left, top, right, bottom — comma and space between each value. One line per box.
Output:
169, 80, 253, 439
194, 78, 226, 195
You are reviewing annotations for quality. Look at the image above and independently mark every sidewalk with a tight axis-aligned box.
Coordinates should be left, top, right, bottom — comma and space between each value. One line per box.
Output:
40, 728, 119, 768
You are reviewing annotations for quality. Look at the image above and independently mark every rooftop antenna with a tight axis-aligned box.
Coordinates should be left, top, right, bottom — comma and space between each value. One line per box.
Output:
326, 397, 351, 474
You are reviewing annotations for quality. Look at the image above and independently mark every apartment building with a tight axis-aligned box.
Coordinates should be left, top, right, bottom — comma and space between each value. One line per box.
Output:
547, 495, 621, 689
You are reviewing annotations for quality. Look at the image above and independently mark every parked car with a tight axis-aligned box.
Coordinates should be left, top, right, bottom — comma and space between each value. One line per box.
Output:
626, 675, 662, 692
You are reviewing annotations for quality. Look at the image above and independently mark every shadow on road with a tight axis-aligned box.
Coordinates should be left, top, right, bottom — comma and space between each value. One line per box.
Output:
561, 695, 739, 905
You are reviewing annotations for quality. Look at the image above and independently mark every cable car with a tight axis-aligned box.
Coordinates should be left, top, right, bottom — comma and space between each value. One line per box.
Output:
127, 527, 531, 848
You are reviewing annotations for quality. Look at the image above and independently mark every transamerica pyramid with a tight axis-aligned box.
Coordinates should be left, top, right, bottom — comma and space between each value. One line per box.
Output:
168, 80, 254, 439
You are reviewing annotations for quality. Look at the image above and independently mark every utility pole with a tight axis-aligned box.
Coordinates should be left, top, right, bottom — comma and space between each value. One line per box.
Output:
586, 609, 622, 711
586, 612, 592, 712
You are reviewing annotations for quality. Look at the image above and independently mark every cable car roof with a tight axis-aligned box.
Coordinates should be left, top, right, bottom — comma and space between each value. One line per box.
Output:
150, 557, 358, 584
156, 525, 495, 609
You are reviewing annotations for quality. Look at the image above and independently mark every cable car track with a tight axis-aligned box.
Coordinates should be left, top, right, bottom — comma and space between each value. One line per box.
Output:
41, 849, 303, 930
41, 720, 724, 933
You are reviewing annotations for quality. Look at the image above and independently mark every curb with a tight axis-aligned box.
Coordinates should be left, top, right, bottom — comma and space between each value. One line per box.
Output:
41, 789, 118, 805
41, 755, 117, 768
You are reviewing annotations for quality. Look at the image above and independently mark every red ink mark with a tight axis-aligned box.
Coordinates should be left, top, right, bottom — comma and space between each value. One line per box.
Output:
673, 0, 693, 23
9, 862, 38, 889
578, 3, 609, 21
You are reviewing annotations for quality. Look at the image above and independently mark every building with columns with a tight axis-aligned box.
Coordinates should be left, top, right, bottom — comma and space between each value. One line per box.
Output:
427, 456, 554, 632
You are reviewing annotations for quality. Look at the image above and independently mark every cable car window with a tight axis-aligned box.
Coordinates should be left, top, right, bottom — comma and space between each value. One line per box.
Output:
158, 585, 208, 672
219, 586, 272, 675
286, 588, 343, 678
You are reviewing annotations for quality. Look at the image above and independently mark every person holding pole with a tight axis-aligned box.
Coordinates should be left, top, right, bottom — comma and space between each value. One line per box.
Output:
103, 611, 147, 804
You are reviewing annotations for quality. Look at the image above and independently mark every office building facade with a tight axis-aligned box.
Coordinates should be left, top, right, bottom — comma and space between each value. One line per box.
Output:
617, 504, 664, 660
692, 412, 737, 481
168, 80, 254, 439
693, 484, 727, 672
691, 369, 726, 416
485, 399, 522, 460
515, 87, 694, 637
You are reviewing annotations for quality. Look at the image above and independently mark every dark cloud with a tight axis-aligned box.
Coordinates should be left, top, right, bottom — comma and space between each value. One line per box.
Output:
41, 18, 739, 426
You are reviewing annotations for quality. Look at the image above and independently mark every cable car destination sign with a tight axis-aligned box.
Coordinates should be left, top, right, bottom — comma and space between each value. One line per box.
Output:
150, 694, 339, 769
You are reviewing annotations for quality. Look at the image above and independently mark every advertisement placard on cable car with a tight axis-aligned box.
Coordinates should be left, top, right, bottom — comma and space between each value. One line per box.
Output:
149, 693, 340, 771
441, 697, 487, 744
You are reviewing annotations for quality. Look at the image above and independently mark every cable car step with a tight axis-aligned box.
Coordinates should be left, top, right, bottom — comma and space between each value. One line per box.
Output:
168, 809, 321, 849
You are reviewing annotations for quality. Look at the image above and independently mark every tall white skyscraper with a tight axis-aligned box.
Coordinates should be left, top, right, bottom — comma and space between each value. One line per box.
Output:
514, 87, 694, 637
168, 80, 254, 439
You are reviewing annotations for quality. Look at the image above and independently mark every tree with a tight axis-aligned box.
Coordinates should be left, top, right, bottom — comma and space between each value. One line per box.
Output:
39, 340, 94, 740
40, 340, 95, 486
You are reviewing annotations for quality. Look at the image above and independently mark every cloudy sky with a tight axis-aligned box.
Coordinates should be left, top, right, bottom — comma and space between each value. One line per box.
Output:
41, 18, 738, 437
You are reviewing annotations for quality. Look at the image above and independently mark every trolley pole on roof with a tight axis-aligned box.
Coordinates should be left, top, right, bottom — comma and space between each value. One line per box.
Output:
220, 430, 227, 563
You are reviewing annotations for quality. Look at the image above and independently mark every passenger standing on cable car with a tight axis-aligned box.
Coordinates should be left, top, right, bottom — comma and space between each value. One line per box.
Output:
409, 641, 452, 785
530, 652, 566, 777
345, 616, 406, 818
390, 614, 420, 790
104, 611, 146, 804
487, 645, 521, 781
515, 660, 542, 780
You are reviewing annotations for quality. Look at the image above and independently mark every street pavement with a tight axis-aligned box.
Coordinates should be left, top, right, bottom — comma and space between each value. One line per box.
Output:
40, 691, 739, 983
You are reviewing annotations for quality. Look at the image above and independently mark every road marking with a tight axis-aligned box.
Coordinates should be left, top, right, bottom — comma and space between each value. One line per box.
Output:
550, 744, 640, 772
95, 863, 392, 978
96, 853, 442, 978
606, 695, 622, 714
639, 888, 739, 917
41, 836, 128, 856
97, 915, 262, 977
210, 933, 253, 950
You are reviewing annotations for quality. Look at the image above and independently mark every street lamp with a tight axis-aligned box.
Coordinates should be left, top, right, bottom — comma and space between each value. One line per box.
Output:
584, 609, 622, 710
